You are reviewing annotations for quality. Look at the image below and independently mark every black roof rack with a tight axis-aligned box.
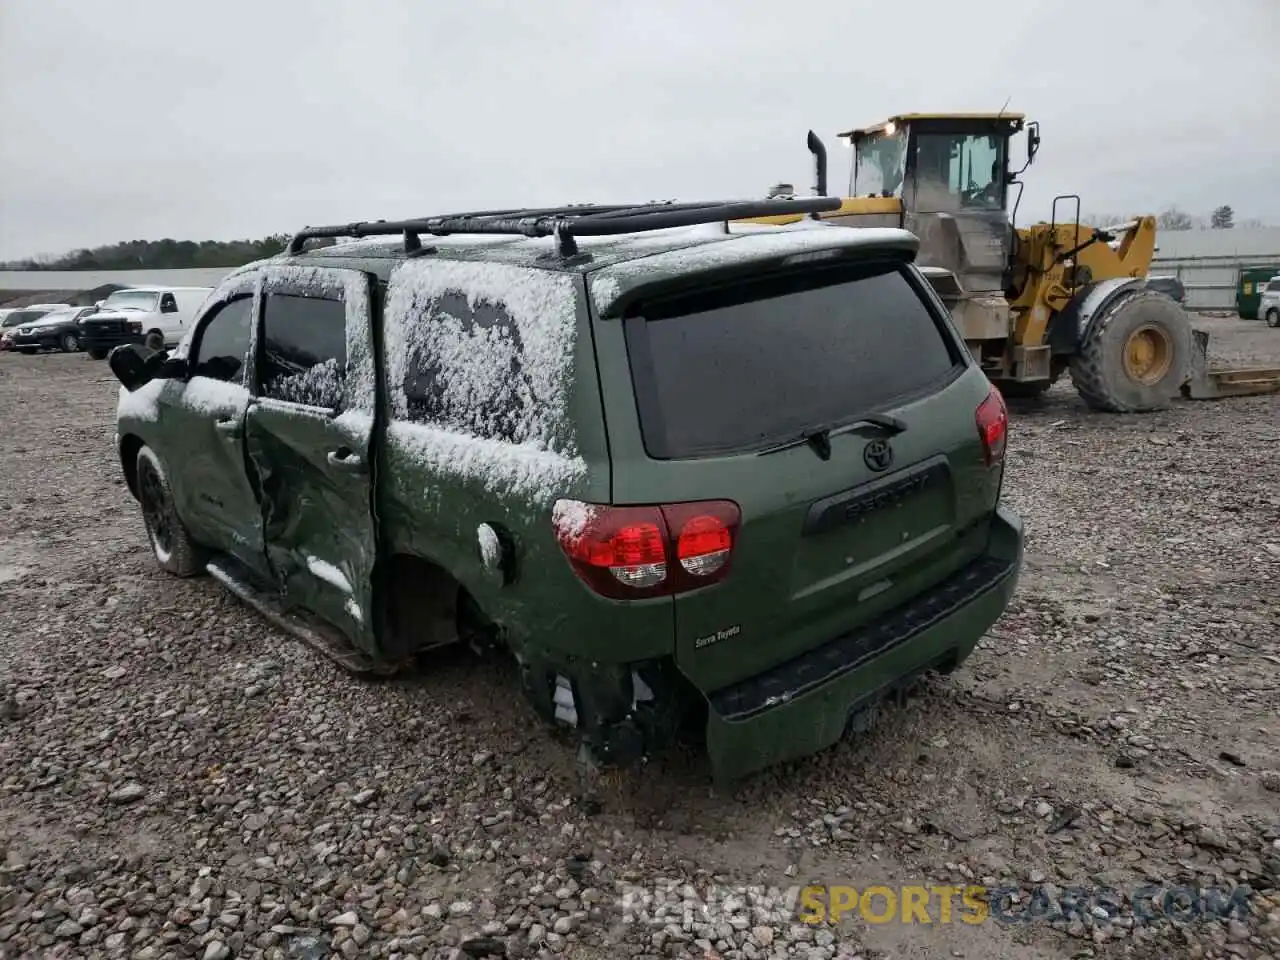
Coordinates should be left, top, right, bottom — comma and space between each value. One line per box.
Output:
284, 197, 842, 258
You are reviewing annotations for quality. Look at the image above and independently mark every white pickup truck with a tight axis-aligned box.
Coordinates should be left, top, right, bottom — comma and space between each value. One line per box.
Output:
78, 285, 213, 358
1261, 276, 1280, 328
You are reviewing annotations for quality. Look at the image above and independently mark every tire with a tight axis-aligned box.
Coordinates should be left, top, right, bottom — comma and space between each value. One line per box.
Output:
87, 348, 108, 360
144, 330, 165, 352
1267, 309, 1280, 329
135, 445, 206, 577
60, 332, 79, 353
1069, 290, 1193, 413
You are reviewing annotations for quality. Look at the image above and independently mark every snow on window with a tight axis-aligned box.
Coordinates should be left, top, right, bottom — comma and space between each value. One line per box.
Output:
182, 376, 249, 416
260, 264, 375, 414
306, 555, 353, 593
263, 356, 344, 409
385, 260, 579, 448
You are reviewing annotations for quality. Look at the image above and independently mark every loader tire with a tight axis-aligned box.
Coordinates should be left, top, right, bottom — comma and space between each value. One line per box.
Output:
1070, 290, 1193, 413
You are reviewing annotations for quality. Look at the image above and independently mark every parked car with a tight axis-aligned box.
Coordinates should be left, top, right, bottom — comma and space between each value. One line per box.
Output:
79, 285, 213, 359
1145, 276, 1186, 305
0, 305, 65, 351
4, 306, 99, 354
1260, 276, 1280, 328
108, 202, 1023, 781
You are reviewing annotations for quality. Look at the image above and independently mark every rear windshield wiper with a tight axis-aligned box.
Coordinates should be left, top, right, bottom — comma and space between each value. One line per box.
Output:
757, 413, 907, 460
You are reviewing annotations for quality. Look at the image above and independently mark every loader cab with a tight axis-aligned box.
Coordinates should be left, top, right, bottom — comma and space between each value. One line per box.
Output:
844, 113, 1025, 295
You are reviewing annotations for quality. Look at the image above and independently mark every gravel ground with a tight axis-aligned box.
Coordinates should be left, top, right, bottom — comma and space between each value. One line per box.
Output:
1, 316, 1278, 960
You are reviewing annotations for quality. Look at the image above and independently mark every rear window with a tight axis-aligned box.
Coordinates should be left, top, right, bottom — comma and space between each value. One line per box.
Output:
625, 261, 963, 459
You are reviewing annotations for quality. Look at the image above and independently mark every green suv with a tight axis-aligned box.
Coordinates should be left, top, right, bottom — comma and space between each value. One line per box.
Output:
109, 200, 1023, 781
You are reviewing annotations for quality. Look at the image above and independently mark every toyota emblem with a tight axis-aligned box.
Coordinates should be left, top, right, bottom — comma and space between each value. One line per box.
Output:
863, 439, 894, 472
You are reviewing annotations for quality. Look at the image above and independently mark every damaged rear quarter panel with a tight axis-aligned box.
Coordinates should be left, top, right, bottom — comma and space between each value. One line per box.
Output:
375, 261, 672, 666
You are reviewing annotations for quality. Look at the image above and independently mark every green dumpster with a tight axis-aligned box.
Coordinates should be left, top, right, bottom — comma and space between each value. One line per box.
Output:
1238, 265, 1280, 319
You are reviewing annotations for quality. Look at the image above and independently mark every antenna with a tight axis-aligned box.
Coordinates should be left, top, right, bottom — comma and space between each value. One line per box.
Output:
996, 95, 1012, 120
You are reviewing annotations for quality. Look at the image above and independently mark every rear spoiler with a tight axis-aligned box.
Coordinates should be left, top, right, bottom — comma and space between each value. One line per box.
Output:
590, 229, 920, 320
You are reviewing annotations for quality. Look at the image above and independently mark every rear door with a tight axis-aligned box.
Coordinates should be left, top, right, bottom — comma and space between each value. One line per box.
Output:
243, 266, 378, 653
604, 255, 1003, 693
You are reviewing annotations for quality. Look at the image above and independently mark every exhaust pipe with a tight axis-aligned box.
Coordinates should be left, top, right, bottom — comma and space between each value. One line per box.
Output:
807, 130, 828, 197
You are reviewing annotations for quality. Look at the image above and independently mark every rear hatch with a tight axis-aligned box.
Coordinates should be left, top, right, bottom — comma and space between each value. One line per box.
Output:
609, 255, 1005, 695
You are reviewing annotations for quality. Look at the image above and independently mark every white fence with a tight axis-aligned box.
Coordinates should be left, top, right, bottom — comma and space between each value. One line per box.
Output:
1147, 255, 1280, 312
1148, 227, 1280, 312
0, 267, 235, 292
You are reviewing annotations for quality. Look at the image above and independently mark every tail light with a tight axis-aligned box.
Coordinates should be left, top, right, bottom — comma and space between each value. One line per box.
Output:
553, 499, 741, 599
976, 384, 1008, 466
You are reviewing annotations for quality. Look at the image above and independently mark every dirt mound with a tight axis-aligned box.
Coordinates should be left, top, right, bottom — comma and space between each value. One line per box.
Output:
0, 283, 127, 308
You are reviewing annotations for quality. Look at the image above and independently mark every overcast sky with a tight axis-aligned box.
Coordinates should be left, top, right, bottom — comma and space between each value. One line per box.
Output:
1, 0, 1277, 261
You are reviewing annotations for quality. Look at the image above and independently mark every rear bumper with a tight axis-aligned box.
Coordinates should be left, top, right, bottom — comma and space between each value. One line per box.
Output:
703, 503, 1023, 781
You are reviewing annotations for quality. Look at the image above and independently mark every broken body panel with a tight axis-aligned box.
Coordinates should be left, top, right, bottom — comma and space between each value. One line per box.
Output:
113, 210, 1023, 782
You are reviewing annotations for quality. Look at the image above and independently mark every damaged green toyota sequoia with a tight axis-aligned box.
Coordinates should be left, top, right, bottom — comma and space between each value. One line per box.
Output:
109, 199, 1022, 781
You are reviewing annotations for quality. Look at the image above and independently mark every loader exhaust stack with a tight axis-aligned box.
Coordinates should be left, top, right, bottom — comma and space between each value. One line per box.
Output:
807, 130, 827, 199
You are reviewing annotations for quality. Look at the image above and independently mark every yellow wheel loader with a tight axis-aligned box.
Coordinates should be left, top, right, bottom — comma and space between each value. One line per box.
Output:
741, 114, 1280, 410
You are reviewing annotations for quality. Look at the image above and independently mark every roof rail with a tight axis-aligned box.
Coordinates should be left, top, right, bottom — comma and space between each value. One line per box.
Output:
284, 197, 842, 258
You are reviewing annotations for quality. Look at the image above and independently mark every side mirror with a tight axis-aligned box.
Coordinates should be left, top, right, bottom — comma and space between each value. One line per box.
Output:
108, 343, 187, 392
1026, 122, 1041, 164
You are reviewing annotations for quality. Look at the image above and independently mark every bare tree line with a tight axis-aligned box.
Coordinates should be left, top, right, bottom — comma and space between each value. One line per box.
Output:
1081, 206, 1268, 231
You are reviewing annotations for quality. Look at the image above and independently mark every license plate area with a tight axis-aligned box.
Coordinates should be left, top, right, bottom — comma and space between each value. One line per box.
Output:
792, 456, 954, 590
802, 455, 952, 537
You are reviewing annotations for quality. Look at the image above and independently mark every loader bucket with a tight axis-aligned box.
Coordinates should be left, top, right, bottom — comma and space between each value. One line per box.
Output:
1182, 329, 1280, 400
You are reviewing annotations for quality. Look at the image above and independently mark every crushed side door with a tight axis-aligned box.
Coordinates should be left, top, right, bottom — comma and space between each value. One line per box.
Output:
242, 264, 381, 660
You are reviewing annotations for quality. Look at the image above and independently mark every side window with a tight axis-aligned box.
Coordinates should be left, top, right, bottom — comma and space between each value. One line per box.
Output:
402, 291, 531, 443
160, 292, 178, 313
191, 296, 254, 383
1267, 281, 1280, 293
259, 293, 347, 409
